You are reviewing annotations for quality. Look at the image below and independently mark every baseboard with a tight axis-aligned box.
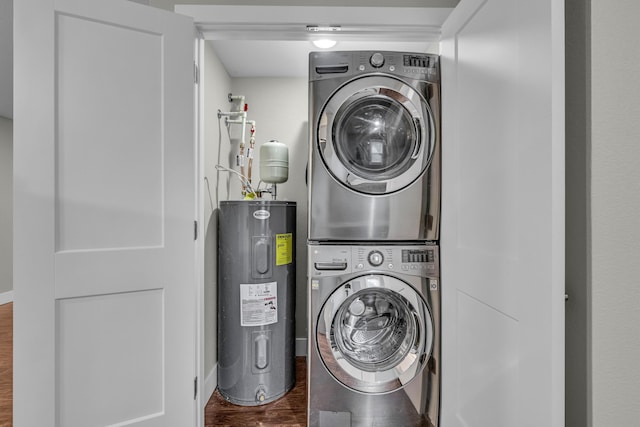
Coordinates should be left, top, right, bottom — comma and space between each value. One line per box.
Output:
296, 338, 307, 357
0, 291, 14, 305
203, 364, 217, 408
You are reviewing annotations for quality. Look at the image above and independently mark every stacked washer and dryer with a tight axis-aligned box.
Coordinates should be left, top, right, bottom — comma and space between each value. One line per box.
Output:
307, 51, 442, 427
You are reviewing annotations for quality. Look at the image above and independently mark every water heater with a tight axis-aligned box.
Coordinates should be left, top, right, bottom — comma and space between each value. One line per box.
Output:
217, 200, 296, 405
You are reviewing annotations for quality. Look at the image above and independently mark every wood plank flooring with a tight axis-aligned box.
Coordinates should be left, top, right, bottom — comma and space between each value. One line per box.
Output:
0, 303, 307, 426
205, 357, 307, 427
0, 303, 12, 427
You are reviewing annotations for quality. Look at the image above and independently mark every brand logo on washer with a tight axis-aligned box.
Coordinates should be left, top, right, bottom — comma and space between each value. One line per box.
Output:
253, 210, 270, 220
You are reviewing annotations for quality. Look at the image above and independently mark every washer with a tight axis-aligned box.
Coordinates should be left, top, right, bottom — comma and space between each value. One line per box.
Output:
308, 51, 441, 241
308, 244, 440, 427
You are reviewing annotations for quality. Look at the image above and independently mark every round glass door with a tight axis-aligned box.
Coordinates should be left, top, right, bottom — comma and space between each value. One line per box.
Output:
333, 95, 417, 181
316, 274, 433, 394
318, 75, 435, 195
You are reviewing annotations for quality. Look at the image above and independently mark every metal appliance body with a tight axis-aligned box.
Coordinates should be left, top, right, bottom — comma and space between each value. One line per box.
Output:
308, 244, 440, 426
309, 51, 441, 241
217, 200, 296, 405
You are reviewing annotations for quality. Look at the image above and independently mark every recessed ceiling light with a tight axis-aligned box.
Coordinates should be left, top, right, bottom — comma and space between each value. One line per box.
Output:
312, 39, 337, 49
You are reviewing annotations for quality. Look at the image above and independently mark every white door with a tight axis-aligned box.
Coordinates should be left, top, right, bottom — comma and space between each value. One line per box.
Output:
14, 1, 197, 426
440, 0, 564, 426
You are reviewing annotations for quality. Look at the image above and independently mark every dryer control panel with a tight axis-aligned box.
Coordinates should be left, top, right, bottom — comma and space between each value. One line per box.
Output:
309, 50, 440, 83
309, 244, 439, 277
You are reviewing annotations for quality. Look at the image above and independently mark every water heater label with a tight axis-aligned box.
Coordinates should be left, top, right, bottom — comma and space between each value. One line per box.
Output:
253, 210, 270, 220
240, 282, 278, 327
276, 233, 293, 266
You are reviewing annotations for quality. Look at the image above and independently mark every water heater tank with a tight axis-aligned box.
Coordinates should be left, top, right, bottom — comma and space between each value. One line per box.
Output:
217, 200, 296, 406
260, 140, 288, 184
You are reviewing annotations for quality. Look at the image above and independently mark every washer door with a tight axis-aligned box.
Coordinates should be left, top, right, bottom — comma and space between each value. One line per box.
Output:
318, 75, 435, 195
316, 274, 433, 394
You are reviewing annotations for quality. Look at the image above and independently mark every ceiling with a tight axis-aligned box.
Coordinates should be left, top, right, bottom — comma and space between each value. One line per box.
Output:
1, 1, 458, 119
178, 4, 453, 78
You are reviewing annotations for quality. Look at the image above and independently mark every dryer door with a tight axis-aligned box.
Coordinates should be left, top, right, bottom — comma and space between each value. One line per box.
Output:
316, 274, 433, 394
318, 75, 435, 195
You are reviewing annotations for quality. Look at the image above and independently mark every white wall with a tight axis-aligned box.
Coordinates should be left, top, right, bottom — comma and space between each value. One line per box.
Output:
0, 0, 13, 119
202, 42, 233, 388
0, 117, 12, 295
230, 77, 309, 340
591, 0, 640, 425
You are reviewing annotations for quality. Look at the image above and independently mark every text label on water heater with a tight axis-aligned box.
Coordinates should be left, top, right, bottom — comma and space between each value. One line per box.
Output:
253, 210, 271, 220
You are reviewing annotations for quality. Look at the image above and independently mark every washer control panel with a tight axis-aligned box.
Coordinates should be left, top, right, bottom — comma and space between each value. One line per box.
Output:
310, 244, 439, 277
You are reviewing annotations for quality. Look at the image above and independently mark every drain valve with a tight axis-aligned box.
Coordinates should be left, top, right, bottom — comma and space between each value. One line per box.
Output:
256, 386, 267, 403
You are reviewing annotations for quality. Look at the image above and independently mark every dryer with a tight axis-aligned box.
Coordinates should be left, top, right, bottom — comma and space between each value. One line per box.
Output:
308, 51, 440, 241
308, 244, 440, 427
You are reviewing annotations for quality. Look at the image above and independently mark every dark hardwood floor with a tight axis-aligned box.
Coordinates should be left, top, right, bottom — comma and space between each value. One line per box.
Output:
0, 303, 12, 427
205, 357, 307, 427
0, 303, 306, 427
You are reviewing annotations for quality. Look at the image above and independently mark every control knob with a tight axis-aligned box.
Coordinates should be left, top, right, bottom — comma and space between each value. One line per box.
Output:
368, 250, 384, 267
370, 52, 385, 68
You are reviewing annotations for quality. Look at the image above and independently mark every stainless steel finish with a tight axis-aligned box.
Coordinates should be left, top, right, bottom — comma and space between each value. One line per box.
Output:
308, 244, 440, 427
308, 51, 441, 242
